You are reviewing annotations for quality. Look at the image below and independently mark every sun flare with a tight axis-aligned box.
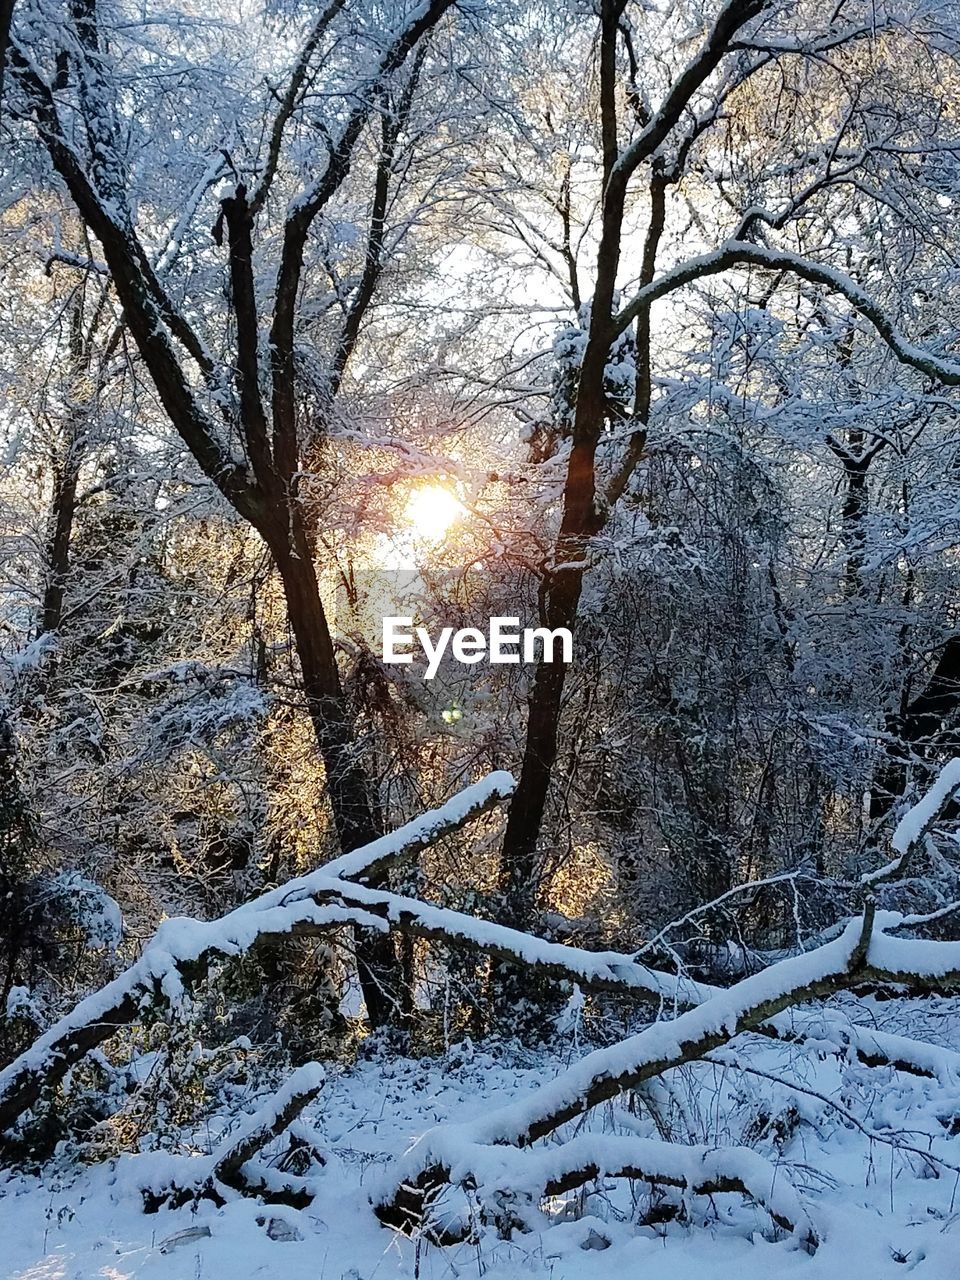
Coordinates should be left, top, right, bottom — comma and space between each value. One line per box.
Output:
405, 484, 464, 542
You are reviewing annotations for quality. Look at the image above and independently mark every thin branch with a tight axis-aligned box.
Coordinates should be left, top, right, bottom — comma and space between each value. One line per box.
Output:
326, 43, 429, 401
269, 0, 455, 479
212, 1064, 325, 1190
248, 0, 349, 217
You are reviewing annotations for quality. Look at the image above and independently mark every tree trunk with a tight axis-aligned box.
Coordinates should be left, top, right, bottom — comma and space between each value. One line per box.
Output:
499, 565, 585, 920
834, 427, 871, 599
497, 0, 670, 920
0, 0, 14, 110
39, 448, 80, 637
270, 529, 395, 1025
39, 292, 92, 640
498, 315, 610, 921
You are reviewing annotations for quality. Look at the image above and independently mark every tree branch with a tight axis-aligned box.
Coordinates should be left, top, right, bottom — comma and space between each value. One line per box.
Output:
609, 0, 768, 187
326, 43, 428, 401
0, 772, 514, 1140
212, 1064, 325, 1190
217, 183, 275, 483
269, 0, 455, 479
248, 0, 349, 218
402, 1132, 817, 1249
12, 46, 254, 515
374, 915, 960, 1226
613, 239, 960, 386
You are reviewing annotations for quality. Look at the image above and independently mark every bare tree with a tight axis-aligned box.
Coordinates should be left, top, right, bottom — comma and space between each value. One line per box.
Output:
7, 0, 459, 1019
495, 0, 960, 921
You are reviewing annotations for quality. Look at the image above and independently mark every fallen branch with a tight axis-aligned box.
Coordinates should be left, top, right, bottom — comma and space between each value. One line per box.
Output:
795, 1016, 960, 1084
140, 1065, 325, 1212
0, 901, 367, 1140
212, 1063, 325, 1191
411, 1132, 817, 1250
5, 766, 958, 1165
327, 877, 712, 1004
321, 771, 516, 885
335, 878, 960, 1085
862, 758, 960, 887
0, 772, 516, 1141
374, 912, 960, 1228
3, 871, 953, 1146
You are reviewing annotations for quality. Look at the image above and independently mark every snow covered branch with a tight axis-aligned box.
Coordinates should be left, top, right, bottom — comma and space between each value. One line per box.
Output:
247, 0, 348, 217
268, 0, 456, 471
0, 773, 515, 1142
610, 0, 768, 185
212, 1064, 325, 1192
612, 240, 960, 387
136, 1065, 326, 1212
6, 760, 960, 1240
322, 771, 516, 883
387, 1131, 818, 1250
863, 758, 960, 887
374, 910, 960, 1230
0, 901, 365, 1142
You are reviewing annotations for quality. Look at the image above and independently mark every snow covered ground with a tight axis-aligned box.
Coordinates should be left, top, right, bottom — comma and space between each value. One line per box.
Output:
5, 998, 960, 1280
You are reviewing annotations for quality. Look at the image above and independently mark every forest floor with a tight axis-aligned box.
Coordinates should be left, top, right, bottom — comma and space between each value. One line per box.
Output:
4, 995, 960, 1280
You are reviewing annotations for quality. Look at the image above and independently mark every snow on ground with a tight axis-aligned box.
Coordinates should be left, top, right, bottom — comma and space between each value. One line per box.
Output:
4, 1001, 960, 1280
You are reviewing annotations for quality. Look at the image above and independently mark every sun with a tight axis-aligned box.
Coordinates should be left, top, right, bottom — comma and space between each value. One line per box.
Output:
405, 484, 464, 542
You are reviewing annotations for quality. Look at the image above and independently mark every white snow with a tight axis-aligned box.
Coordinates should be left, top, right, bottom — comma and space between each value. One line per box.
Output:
5, 1027, 960, 1280
891, 759, 960, 856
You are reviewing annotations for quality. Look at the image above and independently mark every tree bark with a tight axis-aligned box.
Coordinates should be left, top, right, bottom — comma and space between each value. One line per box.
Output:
39, 448, 80, 637
267, 526, 396, 1025
499, 564, 585, 919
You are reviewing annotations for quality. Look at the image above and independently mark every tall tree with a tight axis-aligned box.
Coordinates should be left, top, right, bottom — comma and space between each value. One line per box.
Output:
7, 0, 460, 1019
489, 0, 960, 921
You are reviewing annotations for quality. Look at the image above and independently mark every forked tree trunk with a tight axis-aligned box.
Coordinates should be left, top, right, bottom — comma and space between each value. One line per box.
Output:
496, 0, 680, 922
13, 0, 455, 1027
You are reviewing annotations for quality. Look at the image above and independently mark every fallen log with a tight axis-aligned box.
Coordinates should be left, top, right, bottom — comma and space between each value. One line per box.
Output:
402, 1131, 818, 1251
212, 1063, 324, 1191
374, 910, 960, 1230
4, 872, 956, 1147
0, 902, 368, 1139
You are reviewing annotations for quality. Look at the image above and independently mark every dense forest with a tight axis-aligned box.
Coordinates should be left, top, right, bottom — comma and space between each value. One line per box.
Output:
4, 0, 960, 1275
